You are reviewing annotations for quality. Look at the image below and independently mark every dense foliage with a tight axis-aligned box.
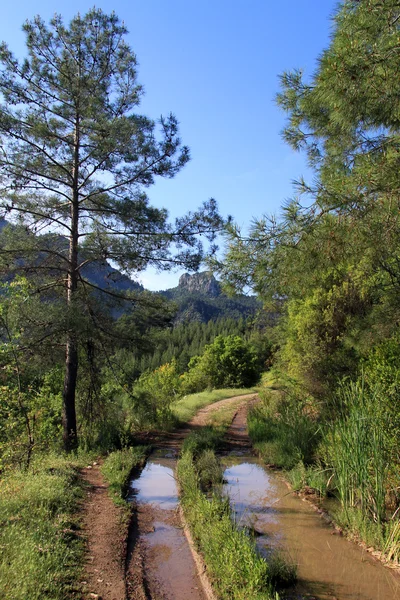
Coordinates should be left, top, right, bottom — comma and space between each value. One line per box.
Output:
218, 0, 400, 560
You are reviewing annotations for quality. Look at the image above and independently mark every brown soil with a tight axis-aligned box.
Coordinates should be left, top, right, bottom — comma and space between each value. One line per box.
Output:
80, 393, 256, 600
220, 395, 258, 451
80, 462, 128, 600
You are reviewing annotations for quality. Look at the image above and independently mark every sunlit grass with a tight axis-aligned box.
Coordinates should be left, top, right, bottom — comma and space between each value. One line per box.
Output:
173, 387, 257, 424
0, 453, 87, 600
101, 446, 149, 503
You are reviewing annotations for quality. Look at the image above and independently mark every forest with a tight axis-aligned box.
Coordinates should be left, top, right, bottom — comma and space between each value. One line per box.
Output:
0, 2, 399, 599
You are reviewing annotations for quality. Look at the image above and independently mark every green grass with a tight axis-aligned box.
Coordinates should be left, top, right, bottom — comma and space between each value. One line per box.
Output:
0, 453, 87, 600
248, 404, 319, 470
101, 446, 149, 503
252, 377, 400, 566
177, 449, 276, 600
181, 426, 226, 457
172, 387, 257, 424
286, 461, 332, 496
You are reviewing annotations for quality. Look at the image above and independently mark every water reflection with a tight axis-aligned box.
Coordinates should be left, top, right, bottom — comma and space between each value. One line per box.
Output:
129, 458, 178, 510
222, 454, 400, 600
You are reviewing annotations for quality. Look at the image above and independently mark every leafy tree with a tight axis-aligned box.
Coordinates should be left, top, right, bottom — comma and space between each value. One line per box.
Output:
0, 279, 63, 467
185, 335, 260, 390
216, 0, 400, 388
0, 10, 223, 449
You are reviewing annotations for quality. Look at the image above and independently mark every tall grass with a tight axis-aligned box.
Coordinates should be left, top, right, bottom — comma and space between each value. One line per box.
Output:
324, 379, 389, 524
248, 389, 320, 470
0, 453, 86, 600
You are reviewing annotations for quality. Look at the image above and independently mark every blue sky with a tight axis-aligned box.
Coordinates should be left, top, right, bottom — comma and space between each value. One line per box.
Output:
0, 1, 338, 290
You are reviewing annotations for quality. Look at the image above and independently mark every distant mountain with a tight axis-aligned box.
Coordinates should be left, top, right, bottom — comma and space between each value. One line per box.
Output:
0, 220, 257, 323
161, 271, 260, 324
0, 218, 143, 298
81, 261, 143, 296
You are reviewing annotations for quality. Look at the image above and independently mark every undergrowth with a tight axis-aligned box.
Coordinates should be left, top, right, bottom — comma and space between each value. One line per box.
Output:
247, 387, 320, 470
249, 374, 400, 565
0, 453, 87, 600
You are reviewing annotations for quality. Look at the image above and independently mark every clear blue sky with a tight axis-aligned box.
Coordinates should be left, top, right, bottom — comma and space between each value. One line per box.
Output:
0, 1, 338, 290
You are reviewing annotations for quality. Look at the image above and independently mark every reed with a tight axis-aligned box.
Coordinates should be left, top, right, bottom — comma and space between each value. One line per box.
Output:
325, 378, 388, 524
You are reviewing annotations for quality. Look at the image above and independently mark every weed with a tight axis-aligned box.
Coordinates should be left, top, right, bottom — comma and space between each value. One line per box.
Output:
196, 449, 224, 492
267, 549, 297, 588
248, 390, 320, 470
323, 379, 389, 524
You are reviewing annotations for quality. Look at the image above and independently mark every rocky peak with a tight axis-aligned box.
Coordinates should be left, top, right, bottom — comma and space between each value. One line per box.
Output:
178, 271, 221, 297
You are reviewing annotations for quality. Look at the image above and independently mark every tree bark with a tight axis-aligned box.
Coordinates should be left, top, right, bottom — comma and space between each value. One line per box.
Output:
62, 331, 78, 451
62, 192, 79, 450
62, 110, 80, 451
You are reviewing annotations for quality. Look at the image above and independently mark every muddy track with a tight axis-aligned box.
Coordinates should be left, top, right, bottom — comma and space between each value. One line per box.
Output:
80, 461, 128, 600
80, 394, 256, 600
80, 395, 400, 600
221, 407, 400, 600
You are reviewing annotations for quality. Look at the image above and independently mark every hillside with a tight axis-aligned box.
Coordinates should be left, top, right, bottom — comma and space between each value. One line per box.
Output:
161, 271, 259, 324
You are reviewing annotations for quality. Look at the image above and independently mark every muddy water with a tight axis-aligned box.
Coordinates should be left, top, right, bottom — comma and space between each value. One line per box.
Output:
129, 452, 206, 600
222, 455, 400, 600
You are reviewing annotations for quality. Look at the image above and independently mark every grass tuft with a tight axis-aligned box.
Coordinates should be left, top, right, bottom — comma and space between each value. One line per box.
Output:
101, 446, 148, 502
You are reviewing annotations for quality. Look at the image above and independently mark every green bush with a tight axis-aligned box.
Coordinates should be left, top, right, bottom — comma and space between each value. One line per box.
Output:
182, 335, 260, 393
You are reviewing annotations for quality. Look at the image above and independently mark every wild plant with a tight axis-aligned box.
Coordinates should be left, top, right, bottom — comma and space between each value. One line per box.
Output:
324, 378, 389, 524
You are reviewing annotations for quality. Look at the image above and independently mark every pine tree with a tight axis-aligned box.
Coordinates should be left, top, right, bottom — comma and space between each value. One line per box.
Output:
0, 10, 223, 449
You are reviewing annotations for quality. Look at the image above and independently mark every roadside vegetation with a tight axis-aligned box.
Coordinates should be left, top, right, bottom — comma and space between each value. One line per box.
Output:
0, 453, 87, 600
101, 446, 149, 504
249, 373, 400, 563
177, 430, 278, 600
214, 0, 400, 566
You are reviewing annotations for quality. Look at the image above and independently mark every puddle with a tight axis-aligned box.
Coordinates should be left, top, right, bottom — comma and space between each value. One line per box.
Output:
222, 455, 400, 600
145, 521, 204, 599
128, 458, 178, 510
129, 455, 206, 600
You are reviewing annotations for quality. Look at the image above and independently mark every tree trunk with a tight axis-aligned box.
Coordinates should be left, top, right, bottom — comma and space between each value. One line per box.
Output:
62, 197, 79, 450
62, 331, 78, 451
63, 112, 80, 452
